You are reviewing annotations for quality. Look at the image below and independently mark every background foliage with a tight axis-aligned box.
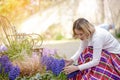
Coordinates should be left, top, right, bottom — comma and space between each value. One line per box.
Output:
0, 0, 120, 40
0, 0, 61, 26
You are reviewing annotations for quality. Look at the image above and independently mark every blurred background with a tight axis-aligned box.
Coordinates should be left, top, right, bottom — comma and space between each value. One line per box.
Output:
0, 0, 120, 58
0, 0, 120, 40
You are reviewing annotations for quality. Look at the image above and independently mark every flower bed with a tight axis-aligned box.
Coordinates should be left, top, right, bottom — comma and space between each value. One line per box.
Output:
0, 39, 78, 80
0, 43, 68, 80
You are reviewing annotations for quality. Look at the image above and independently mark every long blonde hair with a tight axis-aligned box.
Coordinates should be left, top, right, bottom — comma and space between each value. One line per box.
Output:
73, 18, 95, 38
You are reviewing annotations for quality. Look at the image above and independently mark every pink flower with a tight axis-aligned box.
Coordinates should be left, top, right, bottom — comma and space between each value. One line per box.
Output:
0, 45, 8, 52
42, 48, 57, 56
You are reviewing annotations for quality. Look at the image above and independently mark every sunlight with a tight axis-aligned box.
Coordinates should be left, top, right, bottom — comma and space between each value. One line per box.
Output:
19, 10, 58, 34
77, 0, 98, 20
19, 0, 98, 35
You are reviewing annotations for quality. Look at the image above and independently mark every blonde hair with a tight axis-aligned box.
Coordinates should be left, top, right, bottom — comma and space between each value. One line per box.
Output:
73, 18, 95, 38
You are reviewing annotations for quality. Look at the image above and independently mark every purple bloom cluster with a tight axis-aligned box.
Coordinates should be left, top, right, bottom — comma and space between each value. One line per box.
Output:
41, 56, 65, 76
0, 55, 20, 80
9, 66, 20, 80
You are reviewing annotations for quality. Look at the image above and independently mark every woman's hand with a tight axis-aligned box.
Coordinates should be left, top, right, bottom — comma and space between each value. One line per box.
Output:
63, 65, 79, 74
64, 59, 74, 66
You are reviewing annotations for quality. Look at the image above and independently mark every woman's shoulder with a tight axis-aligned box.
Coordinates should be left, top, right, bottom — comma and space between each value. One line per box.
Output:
95, 27, 109, 35
96, 26, 108, 31
92, 27, 109, 40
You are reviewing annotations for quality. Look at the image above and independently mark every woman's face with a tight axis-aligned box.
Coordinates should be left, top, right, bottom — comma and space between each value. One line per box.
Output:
74, 29, 88, 40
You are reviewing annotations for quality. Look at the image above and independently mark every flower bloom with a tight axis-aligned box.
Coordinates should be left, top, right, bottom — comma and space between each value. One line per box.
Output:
0, 45, 7, 52
41, 56, 65, 76
0, 55, 20, 80
9, 66, 20, 80
42, 48, 57, 56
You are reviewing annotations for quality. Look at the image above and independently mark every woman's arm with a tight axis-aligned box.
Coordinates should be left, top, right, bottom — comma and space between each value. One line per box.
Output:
77, 37, 103, 71
63, 48, 102, 74
77, 48, 102, 70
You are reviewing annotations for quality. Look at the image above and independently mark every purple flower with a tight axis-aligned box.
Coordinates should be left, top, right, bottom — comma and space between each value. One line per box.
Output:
0, 55, 20, 80
0, 55, 11, 73
0, 45, 7, 52
0, 55, 9, 63
41, 56, 54, 70
41, 56, 65, 75
51, 59, 65, 75
42, 48, 57, 56
9, 66, 20, 80
3, 61, 13, 73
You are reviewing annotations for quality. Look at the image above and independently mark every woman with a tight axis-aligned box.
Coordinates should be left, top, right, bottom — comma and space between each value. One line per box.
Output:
63, 18, 120, 80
